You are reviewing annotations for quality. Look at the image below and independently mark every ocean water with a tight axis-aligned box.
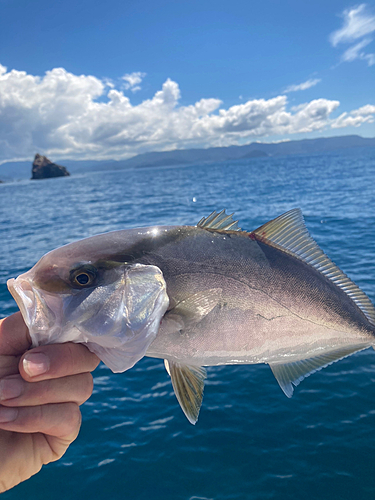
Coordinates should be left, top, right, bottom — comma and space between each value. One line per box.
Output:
1, 147, 375, 500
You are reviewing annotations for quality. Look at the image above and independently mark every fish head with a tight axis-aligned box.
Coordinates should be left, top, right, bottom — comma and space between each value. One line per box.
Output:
7, 232, 170, 372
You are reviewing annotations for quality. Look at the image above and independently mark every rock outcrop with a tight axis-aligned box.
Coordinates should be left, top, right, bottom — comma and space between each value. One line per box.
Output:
31, 154, 70, 180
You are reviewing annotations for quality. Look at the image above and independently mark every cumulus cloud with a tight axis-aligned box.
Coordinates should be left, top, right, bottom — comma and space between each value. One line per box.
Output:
330, 4, 375, 66
284, 78, 321, 93
122, 72, 146, 92
0, 64, 374, 163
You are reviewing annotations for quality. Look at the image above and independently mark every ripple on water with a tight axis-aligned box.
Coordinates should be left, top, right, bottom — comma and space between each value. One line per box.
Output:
2, 149, 375, 500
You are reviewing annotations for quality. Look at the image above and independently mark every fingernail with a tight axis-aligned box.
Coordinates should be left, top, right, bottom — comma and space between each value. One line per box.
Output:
0, 377, 24, 401
0, 407, 18, 423
23, 352, 50, 377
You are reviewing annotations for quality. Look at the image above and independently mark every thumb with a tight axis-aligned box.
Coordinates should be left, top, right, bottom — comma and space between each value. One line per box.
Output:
0, 312, 31, 356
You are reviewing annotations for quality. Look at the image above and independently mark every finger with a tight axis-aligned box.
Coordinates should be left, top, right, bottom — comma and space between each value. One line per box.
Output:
0, 373, 94, 407
19, 343, 100, 382
0, 402, 82, 441
0, 354, 21, 379
0, 312, 31, 356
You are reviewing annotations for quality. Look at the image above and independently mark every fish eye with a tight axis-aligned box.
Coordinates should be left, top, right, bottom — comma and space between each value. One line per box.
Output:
70, 265, 97, 288
75, 273, 91, 285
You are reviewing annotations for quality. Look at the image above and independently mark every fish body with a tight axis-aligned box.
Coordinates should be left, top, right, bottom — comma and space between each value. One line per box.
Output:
8, 209, 375, 423
145, 226, 373, 364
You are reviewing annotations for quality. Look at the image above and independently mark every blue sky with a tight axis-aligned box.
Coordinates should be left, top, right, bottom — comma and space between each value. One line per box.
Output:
0, 0, 374, 161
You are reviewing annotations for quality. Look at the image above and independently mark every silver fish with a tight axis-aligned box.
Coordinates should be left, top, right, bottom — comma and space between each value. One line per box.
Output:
8, 209, 375, 424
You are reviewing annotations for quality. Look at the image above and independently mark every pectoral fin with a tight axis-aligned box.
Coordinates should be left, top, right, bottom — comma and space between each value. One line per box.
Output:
166, 288, 222, 330
269, 344, 370, 398
164, 360, 207, 424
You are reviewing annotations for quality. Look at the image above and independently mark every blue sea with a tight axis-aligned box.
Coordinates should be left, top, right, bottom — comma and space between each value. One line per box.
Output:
1, 147, 375, 500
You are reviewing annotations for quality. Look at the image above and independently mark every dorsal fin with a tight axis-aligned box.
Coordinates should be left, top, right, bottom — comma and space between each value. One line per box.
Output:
252, 209, 375, 326
197, 209, 241, 231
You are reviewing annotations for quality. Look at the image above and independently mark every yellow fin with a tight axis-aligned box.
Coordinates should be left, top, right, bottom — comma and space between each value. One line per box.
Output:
164, 360, 206, 424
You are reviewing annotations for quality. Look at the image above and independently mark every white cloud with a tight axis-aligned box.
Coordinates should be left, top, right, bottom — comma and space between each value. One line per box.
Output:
341, 37, 372, 61
331, 104, 375, 128
0, 64, 374, 163
363, 52, 375, 64
284, 78, 321, 93
330, 4, 375, 66
330, 4, 375, 45
122, 72, 146, 92
103, 78, 115, 89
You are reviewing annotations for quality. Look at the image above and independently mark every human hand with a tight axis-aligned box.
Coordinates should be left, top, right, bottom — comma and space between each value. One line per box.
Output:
0, 312, 100, 493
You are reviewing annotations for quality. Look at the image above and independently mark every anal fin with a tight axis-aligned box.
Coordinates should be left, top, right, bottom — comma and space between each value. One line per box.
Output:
164, 359, 207, 424
269, 344, 370, 398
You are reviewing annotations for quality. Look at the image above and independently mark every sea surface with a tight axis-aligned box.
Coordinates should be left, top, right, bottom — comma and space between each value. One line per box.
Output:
1, 148, 375, 500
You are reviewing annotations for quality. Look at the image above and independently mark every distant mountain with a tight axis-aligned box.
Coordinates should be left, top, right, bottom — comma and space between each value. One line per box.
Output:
240, 150, 269, 159
1, 135, 374, 181
104, 147, 269, 171
108, 135, 375, 170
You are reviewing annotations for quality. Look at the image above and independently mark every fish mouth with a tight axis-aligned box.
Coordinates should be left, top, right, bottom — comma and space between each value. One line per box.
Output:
8, 277, 37, 326
7, 276, 57, 343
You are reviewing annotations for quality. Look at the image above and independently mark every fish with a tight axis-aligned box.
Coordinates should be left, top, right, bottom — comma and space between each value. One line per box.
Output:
7, 209, 375, 424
